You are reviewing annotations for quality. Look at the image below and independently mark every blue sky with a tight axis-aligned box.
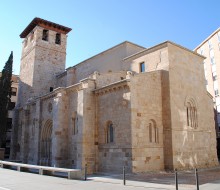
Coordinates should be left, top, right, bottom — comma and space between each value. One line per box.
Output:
0, 0, 220, 75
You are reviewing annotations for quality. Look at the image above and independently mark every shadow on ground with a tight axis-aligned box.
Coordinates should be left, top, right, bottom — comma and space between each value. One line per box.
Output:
88, 166, 220, 186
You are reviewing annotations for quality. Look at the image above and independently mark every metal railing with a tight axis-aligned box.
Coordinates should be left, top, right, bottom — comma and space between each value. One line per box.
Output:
174, 168, 199, 190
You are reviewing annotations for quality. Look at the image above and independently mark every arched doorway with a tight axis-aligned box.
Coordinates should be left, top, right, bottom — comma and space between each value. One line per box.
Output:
40, 120, 52, 166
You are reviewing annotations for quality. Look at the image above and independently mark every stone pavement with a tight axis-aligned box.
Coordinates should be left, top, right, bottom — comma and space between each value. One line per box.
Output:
0, 167, 220, 190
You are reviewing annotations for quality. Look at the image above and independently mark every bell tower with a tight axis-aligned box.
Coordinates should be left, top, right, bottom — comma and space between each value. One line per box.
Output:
18, 18, 71, 106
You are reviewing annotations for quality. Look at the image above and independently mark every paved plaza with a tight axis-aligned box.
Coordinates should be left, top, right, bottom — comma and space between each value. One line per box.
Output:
0, 167, 220, 190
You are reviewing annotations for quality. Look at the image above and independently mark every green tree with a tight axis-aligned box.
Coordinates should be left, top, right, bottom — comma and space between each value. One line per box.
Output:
0, 52, 13, 148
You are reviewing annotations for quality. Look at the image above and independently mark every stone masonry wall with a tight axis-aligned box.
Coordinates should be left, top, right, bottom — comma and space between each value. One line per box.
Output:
81, 79, 96, 173
130, 71, 164, 172
67, 88, 81, 169
52, 90, 70, 168
161, 71, 173, 169
18, 49, 35, 106
122, 46, 169, 73
167, 43, 218, 169
55, 72, 67, 88
93, 71, 127, 88
69, 42, 144, 84
96, 81, 132, 173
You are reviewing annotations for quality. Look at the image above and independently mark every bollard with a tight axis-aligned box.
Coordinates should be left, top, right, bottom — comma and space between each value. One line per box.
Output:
175, 168, 178, 190
123, 166, 126, 185
195, 168, 199, 190
84, 164, 87, 181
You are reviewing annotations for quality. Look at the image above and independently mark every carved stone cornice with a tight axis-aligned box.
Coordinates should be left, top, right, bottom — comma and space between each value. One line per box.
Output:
56, 71, 67, 78
66, 82, 83, 93
37, 87, 65, 101
40, 93, 57, 101
93, 79, 130, 96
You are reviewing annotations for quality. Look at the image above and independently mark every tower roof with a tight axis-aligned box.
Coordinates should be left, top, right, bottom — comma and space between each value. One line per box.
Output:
20, 17, 72, 38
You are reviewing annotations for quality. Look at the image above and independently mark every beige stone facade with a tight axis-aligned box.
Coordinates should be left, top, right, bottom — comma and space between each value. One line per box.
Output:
11, 18, 218, 173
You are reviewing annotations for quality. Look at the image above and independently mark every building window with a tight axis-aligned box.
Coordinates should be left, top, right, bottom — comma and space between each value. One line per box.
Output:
186, 98, 198, 129
186, 105, 189, 126
213, 72, 217, 81
50, 87, 53, 92
11, 87, 17, 96
7, 118, 12, 130
72, 117, 76, 135
42, 29, 48, 41
210, 49, 214, 58
213, 75, 218, 81
72, 111, 78, 135
149, 124, 152, 142
211, 57, 216, 65
215, 90, 219, 97
55, 33, 61, 45
106, 122, 114, 143
8, 102, 15, 110
208, 40, 213, 49
149, 119, 159, 143
140, 62, 145, 73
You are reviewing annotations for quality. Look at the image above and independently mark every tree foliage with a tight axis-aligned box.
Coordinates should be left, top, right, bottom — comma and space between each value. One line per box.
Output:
0, 52, 13, 148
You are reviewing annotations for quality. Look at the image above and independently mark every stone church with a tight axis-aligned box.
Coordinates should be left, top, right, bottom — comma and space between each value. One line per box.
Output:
11, 17, 218, 173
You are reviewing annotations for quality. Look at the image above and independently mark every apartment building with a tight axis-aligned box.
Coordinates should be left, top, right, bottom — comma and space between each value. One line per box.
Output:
195, 28, 220, 131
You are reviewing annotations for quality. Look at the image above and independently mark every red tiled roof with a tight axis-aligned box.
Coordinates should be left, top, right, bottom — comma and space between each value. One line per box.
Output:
20, 17, 72, 38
